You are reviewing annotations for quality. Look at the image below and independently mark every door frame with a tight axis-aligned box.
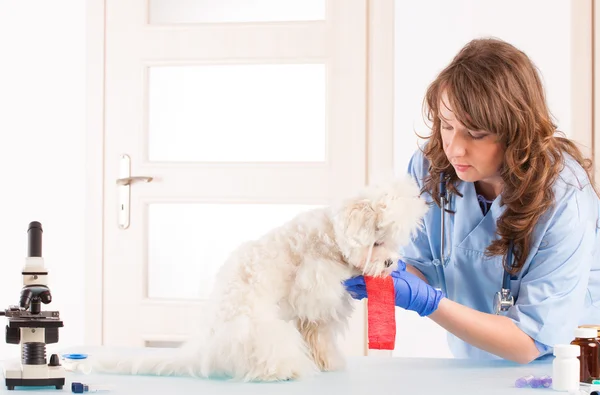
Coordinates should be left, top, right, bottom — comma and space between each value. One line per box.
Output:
85, 0, 106, 347
85, 0, 396, 352
594, 0, 600, 187
572, 0, 595, 181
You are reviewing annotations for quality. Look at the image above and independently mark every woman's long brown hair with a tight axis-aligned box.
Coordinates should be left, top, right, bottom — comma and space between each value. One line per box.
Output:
420, 38, 598, 274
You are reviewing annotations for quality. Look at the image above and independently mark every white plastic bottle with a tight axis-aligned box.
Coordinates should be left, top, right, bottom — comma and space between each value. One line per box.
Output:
553, 344, 581, 392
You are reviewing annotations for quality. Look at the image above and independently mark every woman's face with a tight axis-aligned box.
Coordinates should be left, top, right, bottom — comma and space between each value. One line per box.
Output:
439, 91, 504, 188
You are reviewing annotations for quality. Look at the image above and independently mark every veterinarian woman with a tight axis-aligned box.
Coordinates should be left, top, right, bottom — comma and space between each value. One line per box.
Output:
344, 38, 600, 363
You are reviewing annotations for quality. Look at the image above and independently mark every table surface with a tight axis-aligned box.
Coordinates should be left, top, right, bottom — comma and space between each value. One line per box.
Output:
0, 347, 592, 394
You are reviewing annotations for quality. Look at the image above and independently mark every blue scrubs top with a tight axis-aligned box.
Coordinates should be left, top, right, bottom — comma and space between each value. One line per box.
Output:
400, 149, 600, 360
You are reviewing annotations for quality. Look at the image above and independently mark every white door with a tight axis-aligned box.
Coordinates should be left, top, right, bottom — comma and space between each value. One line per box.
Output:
102, 0, 369, 356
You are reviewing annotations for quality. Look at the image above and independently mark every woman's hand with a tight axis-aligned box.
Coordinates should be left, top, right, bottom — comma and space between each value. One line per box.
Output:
343, 260, 444, 316
390, 269, 444, 316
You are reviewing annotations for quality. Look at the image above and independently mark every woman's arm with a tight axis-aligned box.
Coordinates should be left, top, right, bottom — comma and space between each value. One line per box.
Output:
403, 264, 540, 363
429, 298, 540, 364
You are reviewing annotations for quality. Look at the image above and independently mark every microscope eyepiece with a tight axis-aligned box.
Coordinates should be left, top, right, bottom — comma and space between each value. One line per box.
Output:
27, 221, 43, 258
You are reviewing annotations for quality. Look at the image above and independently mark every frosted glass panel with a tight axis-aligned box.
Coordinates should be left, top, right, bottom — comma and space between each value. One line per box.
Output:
147, 203, 320, 299
148, 64, 326, 162
149, 0, 325, 24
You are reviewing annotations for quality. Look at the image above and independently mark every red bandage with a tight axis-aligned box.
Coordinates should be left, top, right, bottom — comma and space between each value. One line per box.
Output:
364, 275, 396, 350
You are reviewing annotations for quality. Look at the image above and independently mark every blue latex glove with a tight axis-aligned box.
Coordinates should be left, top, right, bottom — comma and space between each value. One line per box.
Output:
343, 261, 444, 317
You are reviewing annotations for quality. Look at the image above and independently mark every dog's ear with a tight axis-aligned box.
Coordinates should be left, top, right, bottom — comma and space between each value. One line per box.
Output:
375, 176, 423, 220
333, 198, 378, 245
386, 175, 422, 201
372, 176, 429, 241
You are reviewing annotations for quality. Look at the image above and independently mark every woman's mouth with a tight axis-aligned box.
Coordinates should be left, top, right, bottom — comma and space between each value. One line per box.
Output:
454, 164, 471, 172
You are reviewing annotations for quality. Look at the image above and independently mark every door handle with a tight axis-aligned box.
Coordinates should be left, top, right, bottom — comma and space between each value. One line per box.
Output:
116, 176, 153, 186
117, 154, 153, 229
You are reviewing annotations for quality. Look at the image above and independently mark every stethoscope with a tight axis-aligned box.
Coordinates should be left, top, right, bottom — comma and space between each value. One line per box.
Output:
438, 173, 515, 315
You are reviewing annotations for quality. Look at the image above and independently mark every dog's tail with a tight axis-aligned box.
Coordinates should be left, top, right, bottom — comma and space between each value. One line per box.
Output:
90, 348, 202, 378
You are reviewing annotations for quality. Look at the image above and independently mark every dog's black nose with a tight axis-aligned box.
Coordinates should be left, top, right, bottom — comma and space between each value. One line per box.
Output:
384, 259, 394, 267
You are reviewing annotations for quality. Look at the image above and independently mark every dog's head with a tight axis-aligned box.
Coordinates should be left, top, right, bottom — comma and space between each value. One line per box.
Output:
332, 175, 429, 277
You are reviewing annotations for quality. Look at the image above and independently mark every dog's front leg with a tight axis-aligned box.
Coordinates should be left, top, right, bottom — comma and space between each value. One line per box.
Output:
297, 320, 345, 372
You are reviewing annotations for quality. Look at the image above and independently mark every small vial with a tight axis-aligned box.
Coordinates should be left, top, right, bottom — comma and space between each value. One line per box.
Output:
553, 344, 580, 392
71, 382, 113, 393
571, 327, 600, 382
515, 374, 534, 388
539, 375, 552, 388
529, 376, 542, 388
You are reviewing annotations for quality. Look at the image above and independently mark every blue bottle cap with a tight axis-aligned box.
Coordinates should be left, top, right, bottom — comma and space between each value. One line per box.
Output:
63, 353, 88, 360
71, 382, 86, 393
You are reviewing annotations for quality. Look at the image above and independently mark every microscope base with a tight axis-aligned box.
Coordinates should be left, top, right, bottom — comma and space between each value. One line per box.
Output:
5, 377, 64, 391
4, 362, 65, 391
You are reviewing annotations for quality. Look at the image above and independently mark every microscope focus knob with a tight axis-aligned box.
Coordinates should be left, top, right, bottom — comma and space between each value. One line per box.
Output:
45, 327, 59, 344
48, 354, 60, 367
5, 325, 20, 345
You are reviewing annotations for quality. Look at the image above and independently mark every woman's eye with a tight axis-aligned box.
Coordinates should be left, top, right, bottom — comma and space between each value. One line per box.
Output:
441, 125, 453, 131
374, 242, 383, 247
469, 132, 487, 140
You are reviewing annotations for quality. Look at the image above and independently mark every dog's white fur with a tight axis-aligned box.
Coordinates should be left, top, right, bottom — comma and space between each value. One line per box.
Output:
92, 175, 429, 381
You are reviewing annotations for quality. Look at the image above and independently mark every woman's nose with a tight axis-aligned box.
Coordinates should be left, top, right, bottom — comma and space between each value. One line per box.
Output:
445, 130, 467, 158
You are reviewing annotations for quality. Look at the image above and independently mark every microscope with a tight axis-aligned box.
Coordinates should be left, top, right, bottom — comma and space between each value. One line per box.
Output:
1, 221, 65, 390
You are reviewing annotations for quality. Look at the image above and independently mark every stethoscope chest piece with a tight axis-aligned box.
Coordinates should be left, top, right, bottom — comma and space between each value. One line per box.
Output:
494, 241, 516, 315
493, 287, 514, 315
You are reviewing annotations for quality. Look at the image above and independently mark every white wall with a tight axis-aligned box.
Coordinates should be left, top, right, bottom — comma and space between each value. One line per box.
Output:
0, 1, 86, 359
392, 0, 575, 358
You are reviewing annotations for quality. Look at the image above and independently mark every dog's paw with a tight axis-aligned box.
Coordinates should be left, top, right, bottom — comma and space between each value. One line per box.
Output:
314, 350, 346, 372
244, 355, 318, 382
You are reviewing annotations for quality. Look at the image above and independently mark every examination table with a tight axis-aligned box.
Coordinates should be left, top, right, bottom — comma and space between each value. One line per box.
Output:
0, 346, 569, 394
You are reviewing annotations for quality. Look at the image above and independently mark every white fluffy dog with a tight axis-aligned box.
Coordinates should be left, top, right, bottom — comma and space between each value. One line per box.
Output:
93, 175, 428, 382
